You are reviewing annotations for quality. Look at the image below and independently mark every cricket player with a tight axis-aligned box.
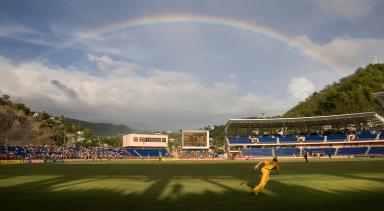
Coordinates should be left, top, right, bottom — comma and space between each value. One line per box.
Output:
249, 156, 279, 196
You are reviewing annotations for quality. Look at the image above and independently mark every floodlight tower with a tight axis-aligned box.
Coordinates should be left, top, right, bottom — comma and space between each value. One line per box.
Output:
373, 56, 380, 64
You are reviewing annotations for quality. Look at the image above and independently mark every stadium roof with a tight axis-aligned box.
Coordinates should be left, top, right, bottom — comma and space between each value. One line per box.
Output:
373, 92, 384, 106
225, 112, 384, 132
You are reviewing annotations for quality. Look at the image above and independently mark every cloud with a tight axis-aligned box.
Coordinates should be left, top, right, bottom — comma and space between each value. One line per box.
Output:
294, 35, 384, 74
288, 77, 316, 101
0, 23, 34, 37
51, 80, 78, 99
315, 37, 384, 70
0, 55, 289, 130
0, 22, 64, 49
228, 73, 237, 81
86, 53, 139, 76
314, 0, 378, 20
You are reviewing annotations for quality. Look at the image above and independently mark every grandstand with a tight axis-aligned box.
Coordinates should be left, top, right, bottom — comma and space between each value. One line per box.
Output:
224, 112, 384, 158
122, 134, 170, 158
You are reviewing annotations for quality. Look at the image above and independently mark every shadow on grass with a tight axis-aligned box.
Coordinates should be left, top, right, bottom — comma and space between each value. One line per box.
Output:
0, 161, 383, 211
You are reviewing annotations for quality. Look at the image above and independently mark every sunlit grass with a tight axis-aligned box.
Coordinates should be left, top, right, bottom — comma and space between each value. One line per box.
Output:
1, 159, 384, 210
0, 175, 59, 187
276, 174, 384, 193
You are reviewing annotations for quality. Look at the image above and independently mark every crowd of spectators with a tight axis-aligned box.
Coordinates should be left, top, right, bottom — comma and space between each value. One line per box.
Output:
171, 148, 219, 159
0, 145, 128, 160
1, 145, 225, 160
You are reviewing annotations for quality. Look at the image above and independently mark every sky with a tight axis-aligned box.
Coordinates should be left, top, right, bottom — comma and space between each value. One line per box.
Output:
0, 0, 384, 130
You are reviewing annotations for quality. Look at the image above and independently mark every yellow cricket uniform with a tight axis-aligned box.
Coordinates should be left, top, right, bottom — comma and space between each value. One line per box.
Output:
251, 160, 279, 193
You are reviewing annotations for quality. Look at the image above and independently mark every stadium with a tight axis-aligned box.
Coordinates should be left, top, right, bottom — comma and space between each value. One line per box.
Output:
2, 107, 384, 210
225, 112, 384, 159
1, 1, 384, 211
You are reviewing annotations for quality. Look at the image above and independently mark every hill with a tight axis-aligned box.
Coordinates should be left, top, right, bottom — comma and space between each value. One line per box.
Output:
0, 96, 64, 145
284, 63, 384, 117
0, 94, 109, 146
66, 118, 134, 136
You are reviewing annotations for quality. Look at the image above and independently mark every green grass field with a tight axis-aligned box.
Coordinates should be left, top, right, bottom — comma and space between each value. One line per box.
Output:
1, 159, 384, 211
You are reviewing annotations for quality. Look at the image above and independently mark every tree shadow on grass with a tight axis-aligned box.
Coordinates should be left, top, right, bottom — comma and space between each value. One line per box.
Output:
0, 161, 384, 211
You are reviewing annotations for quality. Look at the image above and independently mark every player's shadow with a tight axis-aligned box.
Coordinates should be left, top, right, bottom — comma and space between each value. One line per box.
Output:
171, 183, 182, 197
246, 180, 257, 189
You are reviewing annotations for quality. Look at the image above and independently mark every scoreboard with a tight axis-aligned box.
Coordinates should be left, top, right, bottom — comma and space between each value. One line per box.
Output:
182, 130, 209, 149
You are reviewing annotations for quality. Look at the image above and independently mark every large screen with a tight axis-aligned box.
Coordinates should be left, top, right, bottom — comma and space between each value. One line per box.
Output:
182, 130, 209, 149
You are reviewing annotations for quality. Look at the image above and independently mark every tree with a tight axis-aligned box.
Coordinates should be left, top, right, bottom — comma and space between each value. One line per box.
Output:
284, 64, 384, 117
14, 103, 30, 115
39, 111, 50, 121
0, 94, 10, 105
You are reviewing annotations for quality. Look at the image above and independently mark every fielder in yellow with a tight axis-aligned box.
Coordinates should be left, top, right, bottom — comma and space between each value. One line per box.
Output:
249, 156, 279, 196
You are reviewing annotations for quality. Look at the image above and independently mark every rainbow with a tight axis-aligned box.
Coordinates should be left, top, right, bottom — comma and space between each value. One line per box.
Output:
62, 14, 342, 74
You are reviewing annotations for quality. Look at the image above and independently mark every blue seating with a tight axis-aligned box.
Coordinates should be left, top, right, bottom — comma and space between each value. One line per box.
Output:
379, 133, 384, 140
159, 148, 170, 156
368, 147, 384, 154
356, 132, 377, 141
305, 135, 324, 143
337, 147, 368, 155
227, 136, 252, 144
126, 148, 169, 157
326, 134, 347, 142
258, 136, 277, 144
243, 148, 273, 156
279, 135, 298, 143
303, 148, 336, 155
275, 148, 300, 156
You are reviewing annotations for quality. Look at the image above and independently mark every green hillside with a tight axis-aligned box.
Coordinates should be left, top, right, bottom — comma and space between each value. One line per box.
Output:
66, 118, 134, 136
0, 94, 121, 146
284, 63, 384, 117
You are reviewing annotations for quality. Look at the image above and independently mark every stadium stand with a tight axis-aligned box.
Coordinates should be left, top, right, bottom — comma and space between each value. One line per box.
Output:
242, 148, 273, 156
275, 148, 300, 156
258, 136, 277, 144
278, 135, 298, 143
303, 147, 336, 155
304, 134, 325, 143
379, 133, 384, 140
368, 146, 384, 154
126, 148, 169, 157
326, 134, 347, 142
355, 132, 377, 141
337, 147, 368, 155
225, 112, 384, 157
227, 136, 252, 144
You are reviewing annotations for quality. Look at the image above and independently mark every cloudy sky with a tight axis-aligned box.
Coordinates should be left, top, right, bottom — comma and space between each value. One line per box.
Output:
0, 0, 383, 130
